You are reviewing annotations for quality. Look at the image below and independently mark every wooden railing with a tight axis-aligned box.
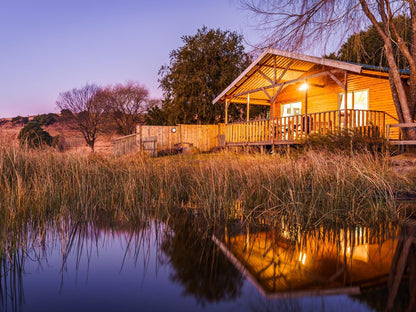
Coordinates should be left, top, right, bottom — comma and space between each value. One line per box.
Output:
226, 109, 388, 145
386, 123, 416, 145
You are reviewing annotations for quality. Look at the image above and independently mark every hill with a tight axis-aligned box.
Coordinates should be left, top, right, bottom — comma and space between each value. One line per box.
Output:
0, 115, 121, 154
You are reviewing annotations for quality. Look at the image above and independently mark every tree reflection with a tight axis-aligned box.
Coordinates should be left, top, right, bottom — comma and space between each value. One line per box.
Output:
160, 216, 244, 305
0, 217, 154, 312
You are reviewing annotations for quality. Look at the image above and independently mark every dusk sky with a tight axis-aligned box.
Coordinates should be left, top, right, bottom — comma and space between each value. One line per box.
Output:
0, 0, 269, 118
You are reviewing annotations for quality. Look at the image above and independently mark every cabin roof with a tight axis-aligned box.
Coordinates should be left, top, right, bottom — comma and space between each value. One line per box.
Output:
213, 48, 408, 106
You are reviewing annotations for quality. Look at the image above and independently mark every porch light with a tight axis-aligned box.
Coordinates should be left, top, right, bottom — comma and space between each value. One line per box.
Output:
299, 82, 308, 91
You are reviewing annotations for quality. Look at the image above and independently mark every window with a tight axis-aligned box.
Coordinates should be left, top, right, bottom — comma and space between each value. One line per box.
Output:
338, 89, 369, 110
281, 102, 302, 117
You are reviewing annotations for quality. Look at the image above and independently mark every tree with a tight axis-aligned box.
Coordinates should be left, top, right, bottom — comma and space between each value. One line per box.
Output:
33, 113, 59, 126
326, 15, 411, 69
145, 99, 167, 125
18, 121, 54, 148
56, 84, 104, 152
100, 82, 149, 135
242, 0, 416, 137
159, 27, 252, 125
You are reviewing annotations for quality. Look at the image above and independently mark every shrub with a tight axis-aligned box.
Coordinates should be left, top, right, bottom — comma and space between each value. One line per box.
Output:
11, 116, 29, 124
33, 113, 58, 126
18, 121, 54, 148
300, 129, 387, 154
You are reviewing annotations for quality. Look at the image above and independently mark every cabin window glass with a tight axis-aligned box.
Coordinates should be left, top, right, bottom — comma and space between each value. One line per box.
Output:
281, 102, 302, 117
338, 90, 369, 110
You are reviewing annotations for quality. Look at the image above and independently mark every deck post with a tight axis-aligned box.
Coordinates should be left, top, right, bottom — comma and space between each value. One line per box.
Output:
247, 94, 250, 121
344, 71, 348, 130
304, 80, 308, 115
225, 99, 229, 125
246, 94, 250, 144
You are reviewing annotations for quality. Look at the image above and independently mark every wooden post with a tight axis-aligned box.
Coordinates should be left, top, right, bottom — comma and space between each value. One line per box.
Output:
225, 99, 229, 125
246, 94, 250, 144
247, 93, 250, 121
344, 71, 348, 130
304, 80, 308, 115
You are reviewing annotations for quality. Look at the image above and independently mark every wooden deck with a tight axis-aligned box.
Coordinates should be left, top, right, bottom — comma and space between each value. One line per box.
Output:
226, 109, 394, 146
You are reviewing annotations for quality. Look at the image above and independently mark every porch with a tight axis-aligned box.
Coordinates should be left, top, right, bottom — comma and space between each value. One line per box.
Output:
225, 109, 391, 146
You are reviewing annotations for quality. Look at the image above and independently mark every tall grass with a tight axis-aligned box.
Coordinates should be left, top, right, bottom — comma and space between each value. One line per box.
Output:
0, 146, 413, 228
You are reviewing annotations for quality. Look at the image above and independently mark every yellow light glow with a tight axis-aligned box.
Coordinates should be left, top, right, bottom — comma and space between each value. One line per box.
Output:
299, 252, 307, 265
299, 83, 308, 91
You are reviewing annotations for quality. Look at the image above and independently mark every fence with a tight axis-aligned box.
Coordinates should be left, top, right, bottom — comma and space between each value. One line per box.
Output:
113, 124, 225, 156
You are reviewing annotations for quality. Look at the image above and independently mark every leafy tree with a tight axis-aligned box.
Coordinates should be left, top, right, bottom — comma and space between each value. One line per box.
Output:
159, 27, 252, 125
18, 121, 53, 148
242, 0, 416, 137
33, 113, 58, 126
100, 82, 149, 135
326, 15, 411, 69
145, 99, 167, 125
56, 84, 104, 152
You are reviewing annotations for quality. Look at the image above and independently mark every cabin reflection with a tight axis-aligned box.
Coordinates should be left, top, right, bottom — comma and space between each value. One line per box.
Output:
213, 223, 399, 298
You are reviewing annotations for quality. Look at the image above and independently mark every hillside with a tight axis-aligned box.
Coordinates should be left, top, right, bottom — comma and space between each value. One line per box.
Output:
0, 115, 121, 154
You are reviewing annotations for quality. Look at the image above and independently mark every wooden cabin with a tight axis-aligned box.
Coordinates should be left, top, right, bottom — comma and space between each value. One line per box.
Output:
213, 49, 409, 146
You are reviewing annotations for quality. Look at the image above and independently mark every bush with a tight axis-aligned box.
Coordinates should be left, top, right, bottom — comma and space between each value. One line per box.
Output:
33, 113, 58, 126
11, 116, 29, 124
300, 129, 387, 154
18, 121, 54, 148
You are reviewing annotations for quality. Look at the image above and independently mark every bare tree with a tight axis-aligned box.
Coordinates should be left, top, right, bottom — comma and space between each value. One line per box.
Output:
56, 83, 104, 152
100, 82, 149, 135
242, 0, 416, 137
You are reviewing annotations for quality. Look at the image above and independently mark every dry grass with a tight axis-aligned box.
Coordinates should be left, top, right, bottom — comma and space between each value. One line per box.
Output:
0, 146, 413, 230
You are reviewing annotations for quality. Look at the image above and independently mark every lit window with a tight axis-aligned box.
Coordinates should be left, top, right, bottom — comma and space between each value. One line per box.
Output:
338, 90, 369, 110
281, 102, 302, 117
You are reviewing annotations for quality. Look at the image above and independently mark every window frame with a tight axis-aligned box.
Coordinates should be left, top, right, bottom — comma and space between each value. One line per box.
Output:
338, 89, 369, 110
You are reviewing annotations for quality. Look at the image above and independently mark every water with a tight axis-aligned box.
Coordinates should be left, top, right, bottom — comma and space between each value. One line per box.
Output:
0, 217, 413, 311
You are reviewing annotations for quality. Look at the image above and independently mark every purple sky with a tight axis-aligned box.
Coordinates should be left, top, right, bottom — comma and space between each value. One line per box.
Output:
0, 0, 268, 117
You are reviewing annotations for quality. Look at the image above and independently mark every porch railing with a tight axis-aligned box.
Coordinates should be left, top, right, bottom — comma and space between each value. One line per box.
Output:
226, 109, 389, 145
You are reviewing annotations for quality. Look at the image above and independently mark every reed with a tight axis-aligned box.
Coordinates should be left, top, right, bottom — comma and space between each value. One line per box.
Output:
0, 146, 413, 228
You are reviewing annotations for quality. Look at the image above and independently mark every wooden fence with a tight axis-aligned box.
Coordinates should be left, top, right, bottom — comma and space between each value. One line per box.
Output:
113, 124, 225, 156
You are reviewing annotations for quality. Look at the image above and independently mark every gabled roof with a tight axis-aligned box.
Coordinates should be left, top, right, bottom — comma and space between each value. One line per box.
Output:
213, 48, 363, 105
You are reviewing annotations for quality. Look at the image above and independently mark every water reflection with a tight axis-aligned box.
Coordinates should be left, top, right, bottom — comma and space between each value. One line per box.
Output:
0, 216, 243, 312
0, 216, 414, 311
160, 216, 244, 305
214, 220, 415, 311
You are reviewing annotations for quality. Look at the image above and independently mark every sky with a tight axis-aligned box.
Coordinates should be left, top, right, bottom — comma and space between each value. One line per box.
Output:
0, 0, 265, 118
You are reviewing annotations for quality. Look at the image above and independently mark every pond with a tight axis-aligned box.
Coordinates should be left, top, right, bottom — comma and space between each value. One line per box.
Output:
0, 216, 414, 311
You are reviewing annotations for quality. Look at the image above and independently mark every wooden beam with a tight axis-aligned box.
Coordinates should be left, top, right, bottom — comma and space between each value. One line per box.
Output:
231, 98, 271, 105
304, 80, 308, 114
344, 71, 348, 130
262, 88, 273, 102
275, 59, 295, 85
225, 99, 229, 125
257, 69, 273, 84
271, 84, 285, 103
328, 71, 346, 90
229, 69, 344, 99
247, 94, 250, 121
229, 54, 276, 100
